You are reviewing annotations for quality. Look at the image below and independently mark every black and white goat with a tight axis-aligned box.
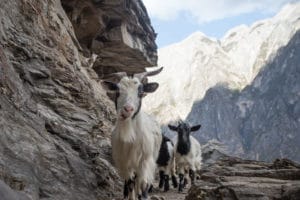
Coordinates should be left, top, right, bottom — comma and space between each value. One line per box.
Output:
102, 68, 163, 200
168, 121, 202, 192
156, 135, 178, 192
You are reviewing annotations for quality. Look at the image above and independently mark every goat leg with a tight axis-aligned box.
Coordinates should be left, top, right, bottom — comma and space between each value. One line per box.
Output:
189, 169, 195, 185
178, 173, 184, 192
164, 174, 170, 191
127, 178, 135, 200
123, 180, 129, 199
171, 174, 178, 188
148, 184, 153, 193
138, 183, 149, 200
158, 170, 164, 189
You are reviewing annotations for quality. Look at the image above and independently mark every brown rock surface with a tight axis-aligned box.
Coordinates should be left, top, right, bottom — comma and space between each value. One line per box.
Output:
186, 152, 300, 200
61, 0, 157, 76
0, 0, 157, 199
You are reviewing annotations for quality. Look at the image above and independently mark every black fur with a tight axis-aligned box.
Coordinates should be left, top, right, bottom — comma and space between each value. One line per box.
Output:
169, 122, 201, 155
143, 82, 159, 93
157, 135, 176, 192
178, 173, 184, 192
133, 83, 159, 119
148, 184, 153, 193
137, 84, 144, 98
156, 135, 173, 166
159, 170, 164, 188
164, 175, 170, 191
132, 97, 142, 119
176, 123, 192, 155
176, 138, 191, 155
132, 84, 143, 119
124, 178, 135, 198
172, 175, 178, 188
123, 180, 128, 198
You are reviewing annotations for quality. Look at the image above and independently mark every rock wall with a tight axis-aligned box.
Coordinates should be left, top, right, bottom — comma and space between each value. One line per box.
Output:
0, 0, 157, 199
61, 0, 157, 76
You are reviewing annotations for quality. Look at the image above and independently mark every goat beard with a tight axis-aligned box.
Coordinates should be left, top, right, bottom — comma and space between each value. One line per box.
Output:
117, 121, 136, 143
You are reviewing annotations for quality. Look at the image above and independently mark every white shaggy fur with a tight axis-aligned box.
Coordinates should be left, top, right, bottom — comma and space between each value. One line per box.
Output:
174, 135, 202, 174
112, 112, 161, 187
169, 122, 202, 192
105, 77, 162, 199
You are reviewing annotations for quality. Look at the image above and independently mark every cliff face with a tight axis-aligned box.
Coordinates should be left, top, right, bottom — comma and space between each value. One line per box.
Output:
61, 0, 157, 76
187, 30, 300, 162
0, 0, 156, 199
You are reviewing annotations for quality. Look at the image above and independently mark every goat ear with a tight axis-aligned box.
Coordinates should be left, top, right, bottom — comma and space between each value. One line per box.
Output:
143, 82, 159, 93
168, 125, 178, 131
191, 124, 201, 132
101, 81, 119, 91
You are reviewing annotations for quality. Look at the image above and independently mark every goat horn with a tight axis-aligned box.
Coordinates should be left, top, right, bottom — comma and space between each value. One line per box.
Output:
134, 67, 163, 82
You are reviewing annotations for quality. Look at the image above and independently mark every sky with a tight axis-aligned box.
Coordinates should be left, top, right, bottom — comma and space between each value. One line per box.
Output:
142, 0, 299, 48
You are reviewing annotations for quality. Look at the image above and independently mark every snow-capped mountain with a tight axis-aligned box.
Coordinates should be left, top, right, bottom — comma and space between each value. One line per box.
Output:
143, 3, 300, 124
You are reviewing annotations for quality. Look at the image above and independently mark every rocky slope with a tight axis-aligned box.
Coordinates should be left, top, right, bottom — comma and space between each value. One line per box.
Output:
186, 154, 300, 200
0, 0, 156, 199
187, 29, 300, 162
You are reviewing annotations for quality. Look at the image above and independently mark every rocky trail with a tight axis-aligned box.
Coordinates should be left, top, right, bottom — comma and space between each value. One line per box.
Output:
152, 187, 187, 200
112, 148, 300, 200
111, 177, 189, 200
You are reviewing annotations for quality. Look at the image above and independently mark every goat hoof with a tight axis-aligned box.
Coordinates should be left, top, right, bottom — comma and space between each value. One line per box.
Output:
178, 186, 183, 193
148, 184, 154, 193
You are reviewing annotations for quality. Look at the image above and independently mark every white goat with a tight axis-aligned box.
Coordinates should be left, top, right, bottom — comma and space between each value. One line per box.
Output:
168, 121, 202, 192
102, 68, 163, 200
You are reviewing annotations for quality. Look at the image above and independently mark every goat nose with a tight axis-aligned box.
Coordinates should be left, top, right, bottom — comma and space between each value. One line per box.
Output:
124, 105, 134, 112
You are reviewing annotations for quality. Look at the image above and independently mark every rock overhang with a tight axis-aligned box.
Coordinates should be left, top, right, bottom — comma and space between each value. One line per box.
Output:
61, 0, 157, 77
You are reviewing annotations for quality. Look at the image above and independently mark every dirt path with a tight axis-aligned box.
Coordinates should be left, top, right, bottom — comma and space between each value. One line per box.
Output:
151, 186, 187, 200
149, 181, 188, 200
112, 182, 188, 200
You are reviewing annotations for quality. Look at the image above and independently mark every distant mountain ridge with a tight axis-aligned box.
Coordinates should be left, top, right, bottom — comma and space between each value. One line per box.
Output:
144, 3, 300, 124
188, 29, 300, 161
144, 3, 300, 161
